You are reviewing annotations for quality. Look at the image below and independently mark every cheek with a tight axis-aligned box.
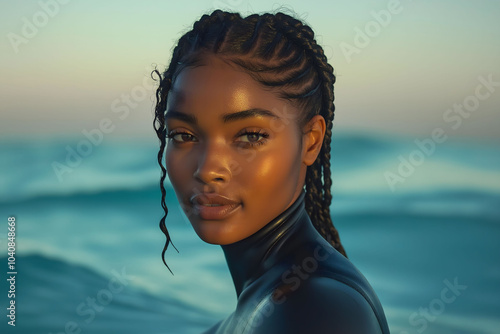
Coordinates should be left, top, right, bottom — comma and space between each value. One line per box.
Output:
165, 149, 188, 189
237, 142, 299, 188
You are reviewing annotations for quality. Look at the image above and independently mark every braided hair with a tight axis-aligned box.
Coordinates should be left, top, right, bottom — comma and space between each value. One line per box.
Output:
153, 9, 347, 273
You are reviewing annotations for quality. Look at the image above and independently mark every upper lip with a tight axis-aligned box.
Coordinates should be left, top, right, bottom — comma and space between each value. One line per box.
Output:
190, 193, 240, 206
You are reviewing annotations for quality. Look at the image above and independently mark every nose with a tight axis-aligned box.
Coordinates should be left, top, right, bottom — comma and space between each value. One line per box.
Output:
193, 142, 232, 185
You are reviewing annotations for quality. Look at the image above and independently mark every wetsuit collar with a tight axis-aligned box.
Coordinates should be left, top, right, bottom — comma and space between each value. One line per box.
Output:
221, 189, 308, 298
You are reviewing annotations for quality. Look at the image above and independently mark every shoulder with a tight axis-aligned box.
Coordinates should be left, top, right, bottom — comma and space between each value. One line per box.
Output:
251, 275, 383, 334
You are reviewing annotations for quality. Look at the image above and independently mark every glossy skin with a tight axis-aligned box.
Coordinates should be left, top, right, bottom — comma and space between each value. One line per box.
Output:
164, 55, 326, 245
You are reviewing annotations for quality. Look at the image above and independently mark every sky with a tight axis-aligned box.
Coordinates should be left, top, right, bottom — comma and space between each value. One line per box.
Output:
1, 0, 499, 141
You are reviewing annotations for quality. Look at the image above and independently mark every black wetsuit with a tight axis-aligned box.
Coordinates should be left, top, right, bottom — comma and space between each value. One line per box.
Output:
203, 189, 390, 334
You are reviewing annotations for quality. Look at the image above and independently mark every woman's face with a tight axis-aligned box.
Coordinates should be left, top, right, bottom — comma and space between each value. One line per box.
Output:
165, 55, 323, 245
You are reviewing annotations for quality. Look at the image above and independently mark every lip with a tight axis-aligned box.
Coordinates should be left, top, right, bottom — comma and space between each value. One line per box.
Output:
190, 193, 241, 220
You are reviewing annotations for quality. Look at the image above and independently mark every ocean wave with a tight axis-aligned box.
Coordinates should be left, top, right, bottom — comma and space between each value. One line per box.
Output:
0, 137, 166, 203
332, 189, 500, 221
0, 254, 214, 334
1, 134, 499, 203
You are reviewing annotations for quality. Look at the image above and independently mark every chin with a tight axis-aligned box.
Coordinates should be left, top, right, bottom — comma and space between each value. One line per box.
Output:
192, 222, 243, 246
195, 231, 222, 245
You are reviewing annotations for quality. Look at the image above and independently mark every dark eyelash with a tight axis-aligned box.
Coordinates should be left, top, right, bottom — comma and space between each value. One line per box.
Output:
166, 130, 270, 148
239, 130, 270, 148
166, 131, 195, 142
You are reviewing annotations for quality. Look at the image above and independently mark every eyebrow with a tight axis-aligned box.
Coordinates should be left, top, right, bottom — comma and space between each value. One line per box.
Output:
165, 108, 281, 125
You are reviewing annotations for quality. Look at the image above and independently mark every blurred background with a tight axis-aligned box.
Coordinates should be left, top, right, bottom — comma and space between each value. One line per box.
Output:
1, 0, 499, 333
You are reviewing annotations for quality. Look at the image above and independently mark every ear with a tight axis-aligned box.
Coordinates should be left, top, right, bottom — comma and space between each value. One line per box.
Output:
302, 115, 326, 166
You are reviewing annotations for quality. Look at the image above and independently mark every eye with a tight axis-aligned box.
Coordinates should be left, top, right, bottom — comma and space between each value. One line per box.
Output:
167, 129, 270, 148
166, 131, 197, 143
237, 130, 270, 148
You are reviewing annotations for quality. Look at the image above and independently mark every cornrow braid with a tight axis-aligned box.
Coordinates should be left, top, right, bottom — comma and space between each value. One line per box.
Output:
153, 9, 346, 272
270, 12, 347, 257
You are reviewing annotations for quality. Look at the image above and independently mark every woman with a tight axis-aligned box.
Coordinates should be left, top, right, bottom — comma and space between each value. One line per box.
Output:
152, 9, 390, 334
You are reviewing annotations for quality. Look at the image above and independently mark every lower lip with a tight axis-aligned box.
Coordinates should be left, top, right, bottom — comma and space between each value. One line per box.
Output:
194, 203, 241, 220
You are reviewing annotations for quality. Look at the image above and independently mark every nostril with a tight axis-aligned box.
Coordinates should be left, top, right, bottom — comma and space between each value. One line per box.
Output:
193, 166, 231, 184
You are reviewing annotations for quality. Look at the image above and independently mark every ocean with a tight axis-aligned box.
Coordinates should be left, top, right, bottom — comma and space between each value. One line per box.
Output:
0, 132, 499, 334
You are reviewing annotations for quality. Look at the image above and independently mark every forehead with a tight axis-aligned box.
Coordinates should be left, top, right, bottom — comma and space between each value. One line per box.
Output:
167, 55, 296, 116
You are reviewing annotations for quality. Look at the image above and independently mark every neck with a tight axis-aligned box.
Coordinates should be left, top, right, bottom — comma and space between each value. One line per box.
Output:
221, 189, 320, 298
